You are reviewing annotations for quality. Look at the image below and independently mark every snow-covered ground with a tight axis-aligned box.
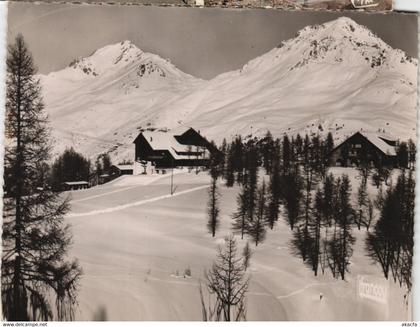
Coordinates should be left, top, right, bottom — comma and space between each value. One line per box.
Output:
65, 168, 411, 321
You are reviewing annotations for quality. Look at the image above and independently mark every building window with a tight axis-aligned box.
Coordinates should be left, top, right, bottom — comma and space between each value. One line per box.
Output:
354, 144, 362, 148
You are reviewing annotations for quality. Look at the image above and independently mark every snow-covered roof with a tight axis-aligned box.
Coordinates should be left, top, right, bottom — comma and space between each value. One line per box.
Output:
64, 181, 89, 185
113, 164, 134, 170
142, 131, 190, 153
336, 131, 397, 156
172, 126, 193, 135
139, 131, 208, 160
359, 132, 397, 156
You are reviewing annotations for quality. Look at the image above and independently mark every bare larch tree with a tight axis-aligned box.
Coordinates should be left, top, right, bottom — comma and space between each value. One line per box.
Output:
201, 235, 249, 321
2, 34, 82, 321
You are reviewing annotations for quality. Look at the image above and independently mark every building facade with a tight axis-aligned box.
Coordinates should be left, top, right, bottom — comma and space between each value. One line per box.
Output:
110, 164, 134, 176
133, 127, 218, 168
329, 132, 398, 167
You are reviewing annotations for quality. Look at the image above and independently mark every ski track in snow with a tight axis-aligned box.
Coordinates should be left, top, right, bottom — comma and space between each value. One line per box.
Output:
70, 185, 142, 203
276, 281, 333, 299
67, 184, 209, 217
70, 173, 186, 203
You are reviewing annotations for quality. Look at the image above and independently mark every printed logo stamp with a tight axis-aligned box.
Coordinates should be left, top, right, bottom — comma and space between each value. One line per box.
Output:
357, 275, 389, 304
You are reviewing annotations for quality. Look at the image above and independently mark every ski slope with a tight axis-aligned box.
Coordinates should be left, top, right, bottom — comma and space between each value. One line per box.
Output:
65, 168, 411, 320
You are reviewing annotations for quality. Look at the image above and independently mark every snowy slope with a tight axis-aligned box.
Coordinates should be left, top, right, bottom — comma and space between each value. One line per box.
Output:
41, 18, 417, 161
40, 40, 203, 159
66, 168, 411, 320
165, 17, 417, 143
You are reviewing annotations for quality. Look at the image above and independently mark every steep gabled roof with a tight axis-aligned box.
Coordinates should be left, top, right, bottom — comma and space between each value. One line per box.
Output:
172, 126, 194, 136
360, 132, 397, 156
141, 131, 190, 153
134, 129, 209, 160
334, 131, 397, 156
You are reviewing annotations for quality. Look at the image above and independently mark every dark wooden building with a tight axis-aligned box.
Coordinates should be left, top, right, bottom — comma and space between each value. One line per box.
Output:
63, 181, 89, 191
110, 164, 134, 176
330, 132, 398, 167
133, 127, 217, 168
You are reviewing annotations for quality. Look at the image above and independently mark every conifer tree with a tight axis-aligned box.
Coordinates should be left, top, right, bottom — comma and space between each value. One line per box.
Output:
232, 186, 249, 239
294, 133, 303, 162
261, 131, 275, 174
357, 146, 371, 186
399, 171, 415, 290
282, 169, 303, 230
299, 135, 318, 261
219, 138, 228, 176
232, 186, 250, 239
310, 135, 323, 176
374, 184, 385, 211
355, 179, 368, 230
366, 171, 415, 291
51, 148, 91, 190
245, 146, 258, 221
207, 174, 220, 237
232, 140, 258, 238
232, 136, 244, 184
366, 184, 398, 280
326, 176, 341, 278
396, 142, 409, 168
248, 181, 267, 246
320, 132, 334, 176
340, 143, 350, 167
208, 141, 224, 179
2, 34, 81, 321
282, 135, 291, 175
325, 132, 334, 155
407, 139, 416, 170
242, 242, 252, 271
225, 145, 235, 187
371, 170, 381, 189
365, 198, 375, 232
307, 188, 324, 276
101, 153, 112, 173
319, 173, 335, 274
322, 173, 335, 227
334, 175, 355, 280
265, 151, 281, 229
95, 156, 103, 176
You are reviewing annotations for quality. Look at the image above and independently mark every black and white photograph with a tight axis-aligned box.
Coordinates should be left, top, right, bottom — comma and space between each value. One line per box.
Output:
1, 2, 417, 321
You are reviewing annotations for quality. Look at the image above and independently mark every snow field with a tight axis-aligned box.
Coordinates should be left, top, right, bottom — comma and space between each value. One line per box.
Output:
65, 168, 411, 320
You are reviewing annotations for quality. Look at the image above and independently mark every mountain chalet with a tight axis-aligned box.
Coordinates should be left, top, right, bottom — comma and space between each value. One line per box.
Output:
133, 128, 217, 169
330, 131, 398, 167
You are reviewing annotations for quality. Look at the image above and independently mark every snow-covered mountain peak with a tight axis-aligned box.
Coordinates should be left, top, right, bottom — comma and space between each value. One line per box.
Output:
63, 40, 195, 83
290, 17, 416, 70
298, 17, 376, 40
237, 17, 415, 78
93, 40, 143, 67
67, 41, 144, 76
41, 40, 201, 102
41, 17, 417, 161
